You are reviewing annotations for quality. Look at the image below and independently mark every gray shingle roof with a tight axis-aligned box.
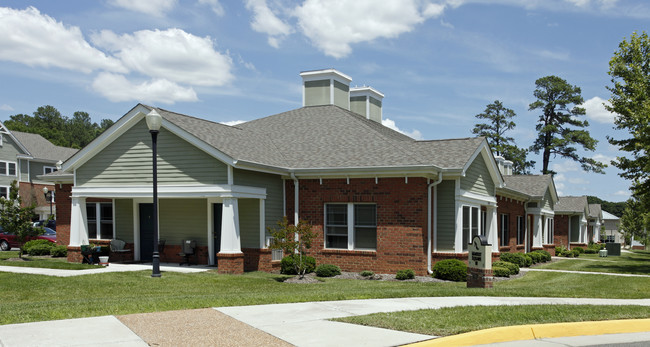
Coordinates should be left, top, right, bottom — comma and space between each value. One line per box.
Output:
588, 204, 602, 219
156, 105, 484, 170
555, 196, 589, 214
502, 175, 552, 197
11, 131, 77, 162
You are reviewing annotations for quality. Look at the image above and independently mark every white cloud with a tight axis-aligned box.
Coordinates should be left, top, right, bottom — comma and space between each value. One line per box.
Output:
293, 0, 445, 58
0, 104, 14, 111
108, 0, 177, 17
613, 189, 630, 197
0, 7, 125, 74
91, 28, 234, 87
221, 120, 247, 126
592, 153, 615, 164
92, 72, 198, 104
568, 177, 589, 184
382, 118, 423, 140
550, 160, 581, 173
245, 0, 292, 48
198, 0, 225, 16
583, 96, 617, 124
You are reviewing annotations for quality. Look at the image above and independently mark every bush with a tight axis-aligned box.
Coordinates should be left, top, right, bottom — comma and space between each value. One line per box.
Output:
395, 269, 415, 280
492, 266, 510, 277
360, 270, 374, 277
572, 249, 580, 258
527, 252, 542, 264
433, 259, 467, 282
523, 254, 533, 267
50, 245, 67, 257
499, 252, 529, 268
493, 260, 519, 275
584, 248, 597, 254
315, 264, 341, 277
22, 239, 54, 256
563, 249, 575, 258
280, 255, 316, 275
532, 250, 551, 262
574, 247, 585, 254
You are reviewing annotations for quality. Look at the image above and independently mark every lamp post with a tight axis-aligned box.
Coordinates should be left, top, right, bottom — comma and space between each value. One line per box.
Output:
42, 187, 53, 218
146, 109, 162, 278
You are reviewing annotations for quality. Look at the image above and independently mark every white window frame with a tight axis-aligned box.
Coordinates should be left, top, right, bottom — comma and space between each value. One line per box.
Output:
0, 161, 16, 176
545, 217, 554, 244
87, 202, 114, 240
43, 166, 57, 175
517, 215, 525, 245
324, 203, 377, 251
462, 205, 481, 251
500, 213, 509, 247
0, 185, 8, 199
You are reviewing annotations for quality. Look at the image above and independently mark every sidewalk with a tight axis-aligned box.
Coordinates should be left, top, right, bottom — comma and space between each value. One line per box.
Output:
0, 262, 211, 277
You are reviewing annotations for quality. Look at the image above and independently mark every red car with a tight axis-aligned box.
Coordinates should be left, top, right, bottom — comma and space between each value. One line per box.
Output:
0, 226, 56, 251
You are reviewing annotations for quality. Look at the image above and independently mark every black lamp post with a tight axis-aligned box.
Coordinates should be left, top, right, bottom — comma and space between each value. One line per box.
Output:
146, 109, 162, 278
42, 187, 53, 218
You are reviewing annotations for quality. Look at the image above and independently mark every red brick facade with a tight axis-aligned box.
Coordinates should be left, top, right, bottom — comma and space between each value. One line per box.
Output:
217, 252, 245, 274
554, 215, 569, 248
496, 195, 526, 253
57, 184, 72, 247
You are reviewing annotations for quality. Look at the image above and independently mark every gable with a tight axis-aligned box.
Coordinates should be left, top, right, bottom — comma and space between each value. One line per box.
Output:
0, 134, 26, 162
543, 187, 554, 211
76, 119, 228, 186
460, 152, 495, 196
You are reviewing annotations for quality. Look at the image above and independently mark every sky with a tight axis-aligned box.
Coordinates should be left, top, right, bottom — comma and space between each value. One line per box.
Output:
0, 0, 646, 204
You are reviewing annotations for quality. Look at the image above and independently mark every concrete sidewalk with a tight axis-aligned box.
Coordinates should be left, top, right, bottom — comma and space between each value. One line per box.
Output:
2, 297, 650, 346
0, 262, 211, 277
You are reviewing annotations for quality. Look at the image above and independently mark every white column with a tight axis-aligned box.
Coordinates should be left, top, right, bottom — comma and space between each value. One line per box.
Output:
259, 199, 265, 249
486, 206, 498, 250
454, 202, 463, 253
532, 214, 543, 248
69, 197, 89, 246
219, 198, 241, 254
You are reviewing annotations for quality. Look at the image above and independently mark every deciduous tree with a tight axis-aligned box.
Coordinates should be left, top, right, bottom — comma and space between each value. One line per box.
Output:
267, 217, 316, 278
0, 181, 42, 258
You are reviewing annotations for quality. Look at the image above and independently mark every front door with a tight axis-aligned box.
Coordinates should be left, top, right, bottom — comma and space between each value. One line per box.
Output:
139, 204, 154, 261
213, 203, 223, 265
526, 215, 533, 253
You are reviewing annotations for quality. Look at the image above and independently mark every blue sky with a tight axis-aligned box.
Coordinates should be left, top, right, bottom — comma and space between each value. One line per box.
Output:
0, 0, 646, 203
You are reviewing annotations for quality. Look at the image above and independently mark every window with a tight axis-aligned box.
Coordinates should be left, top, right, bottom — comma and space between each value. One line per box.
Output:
86, 202, 113, 239
517, 216, 525, 245
605, 235, 615, 243
480, 210, 487, 236
545, 217, 554, 244
0, 161, 16, 176
462, 206, 480, 251
500, 214, 509, 247
43, 166, 57, 175
325, 203, 376, 250
0, 186, 7, 199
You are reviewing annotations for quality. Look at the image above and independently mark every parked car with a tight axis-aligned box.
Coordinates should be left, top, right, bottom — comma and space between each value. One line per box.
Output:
33, 220, 56, 230
0, 226, 56, 251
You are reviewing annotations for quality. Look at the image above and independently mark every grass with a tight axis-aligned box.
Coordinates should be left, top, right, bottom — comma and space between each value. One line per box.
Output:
538, 250, 650, 275
334, 305, 650, 336
0, 251, 98, 270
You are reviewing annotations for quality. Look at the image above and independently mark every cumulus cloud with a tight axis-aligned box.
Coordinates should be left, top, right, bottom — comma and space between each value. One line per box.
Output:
592, 153, 615, 164
550, 160, 581, 173
92, 72, 198, 104
293, 0, 446, 58
245, 0, 292, 48
198, 0, 225, 16
583, 96, 617, 124
613, 189, 630, 197
382, 118, 423, 140
91, 28, 234, 87
0, 7, 125, 74
0, 104, 14, 111
221, 120, 247, 126
108, 0, 177, 17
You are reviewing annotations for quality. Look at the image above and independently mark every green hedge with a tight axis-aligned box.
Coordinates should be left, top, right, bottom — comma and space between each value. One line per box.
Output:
531, 250, 551, 262
22, 239, 55, 256
493, 266, 510, 277
499, 253, 528, 267
280, 255, 316, 275
433, 259, 467, 282
493, 260, 519, 275
315, 264, 341, 277
50, 245, 67, 257
396, 269, 415, 280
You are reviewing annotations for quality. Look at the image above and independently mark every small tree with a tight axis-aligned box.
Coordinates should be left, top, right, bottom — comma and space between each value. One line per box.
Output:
267, 216, 316, 278
0, 181, 42, 258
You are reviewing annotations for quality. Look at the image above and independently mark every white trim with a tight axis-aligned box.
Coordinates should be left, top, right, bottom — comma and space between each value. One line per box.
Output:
0, 185, 9, 199
259, 199, 266, 249
43, 166, 57, 175
0, 160, 17, 177
227, 165, 234, 185
458, 189, 497, 206
71, 184, 266, 199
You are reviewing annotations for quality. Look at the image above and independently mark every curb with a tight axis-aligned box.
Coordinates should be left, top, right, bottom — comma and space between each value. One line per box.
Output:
405, 318, 650, 346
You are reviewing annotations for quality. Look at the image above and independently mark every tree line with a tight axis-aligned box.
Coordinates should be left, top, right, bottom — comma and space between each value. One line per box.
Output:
4, 105, 114, 149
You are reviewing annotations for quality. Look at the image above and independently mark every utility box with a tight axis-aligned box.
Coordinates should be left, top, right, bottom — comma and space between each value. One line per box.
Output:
605, 243, 621, 256
467, 235, 493, 289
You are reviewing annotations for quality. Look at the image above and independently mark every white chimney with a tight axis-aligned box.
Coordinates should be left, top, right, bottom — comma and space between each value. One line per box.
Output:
350, 86, 384, 123
300, 69, 352, 109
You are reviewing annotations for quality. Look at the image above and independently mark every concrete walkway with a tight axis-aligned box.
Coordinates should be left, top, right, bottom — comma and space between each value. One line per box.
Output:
520, 267, 650, 277
0, 262, 211, 277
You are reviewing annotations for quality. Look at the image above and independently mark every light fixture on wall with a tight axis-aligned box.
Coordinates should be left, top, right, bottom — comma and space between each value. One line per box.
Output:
42, 186, 53, 219
146, 109, 162, 278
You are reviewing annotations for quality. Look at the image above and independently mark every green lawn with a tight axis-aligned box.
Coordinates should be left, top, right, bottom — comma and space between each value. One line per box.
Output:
538, 250, 650, 275
0, 251, 98, 270
334, 305, 650, 336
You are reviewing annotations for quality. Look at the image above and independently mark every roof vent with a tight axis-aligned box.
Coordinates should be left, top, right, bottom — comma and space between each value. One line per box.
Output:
494, 155, 513, 175
300, 69, 352, 109
350, 86, 384, 123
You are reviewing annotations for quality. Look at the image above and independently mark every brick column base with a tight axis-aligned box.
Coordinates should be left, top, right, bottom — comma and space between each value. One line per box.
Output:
67, 246, 82, 263
467, 268, 493, 288
217, 252, 244, 274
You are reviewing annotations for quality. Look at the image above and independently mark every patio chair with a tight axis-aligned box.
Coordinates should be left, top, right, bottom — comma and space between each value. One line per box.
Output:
110, 239, 131, 253
80, 245, 94, 264
178, 239, 196, 266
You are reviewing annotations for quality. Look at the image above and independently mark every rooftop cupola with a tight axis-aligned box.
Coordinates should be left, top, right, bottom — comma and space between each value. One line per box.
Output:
300, 69, 352, 109
494, 155, 513, 176
350, 86, 384, 123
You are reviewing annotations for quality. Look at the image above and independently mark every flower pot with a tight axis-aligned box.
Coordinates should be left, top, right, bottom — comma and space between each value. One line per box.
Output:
99, 256, 109, 266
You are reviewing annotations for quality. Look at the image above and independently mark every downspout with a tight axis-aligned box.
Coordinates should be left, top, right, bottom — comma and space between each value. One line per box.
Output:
427, 173, 443, 274
290, 173, 299, 247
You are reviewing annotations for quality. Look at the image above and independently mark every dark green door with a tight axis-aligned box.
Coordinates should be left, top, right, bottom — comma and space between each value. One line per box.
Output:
140, 204, 154, 261
213, 203, 222, 265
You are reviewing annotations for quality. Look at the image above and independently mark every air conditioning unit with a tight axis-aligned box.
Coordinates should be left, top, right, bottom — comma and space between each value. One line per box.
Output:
266, 236, 284, 261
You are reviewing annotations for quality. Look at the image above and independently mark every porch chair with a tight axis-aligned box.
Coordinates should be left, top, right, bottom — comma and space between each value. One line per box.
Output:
110, 239, 131, 253
178, 239, 196, 266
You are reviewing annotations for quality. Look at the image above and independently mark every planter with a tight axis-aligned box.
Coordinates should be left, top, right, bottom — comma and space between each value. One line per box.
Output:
99, 256, 109, 266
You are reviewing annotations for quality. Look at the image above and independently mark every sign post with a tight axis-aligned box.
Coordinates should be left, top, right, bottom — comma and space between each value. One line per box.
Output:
467, 235, 493, 288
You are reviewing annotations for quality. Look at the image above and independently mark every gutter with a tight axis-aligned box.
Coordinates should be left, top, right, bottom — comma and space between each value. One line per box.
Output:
427, 173, 444, 274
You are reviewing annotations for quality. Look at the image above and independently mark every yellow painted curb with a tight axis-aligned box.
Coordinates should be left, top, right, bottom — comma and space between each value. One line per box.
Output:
406, 318, 650, 347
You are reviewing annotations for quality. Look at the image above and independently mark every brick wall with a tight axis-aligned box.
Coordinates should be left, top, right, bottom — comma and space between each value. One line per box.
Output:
554, 215, 569, 248
496, 195, 526, 253
287, 177, 431, 275
57, 184, 72, 246
217, 253, 244, 274
18, 182, 55, 210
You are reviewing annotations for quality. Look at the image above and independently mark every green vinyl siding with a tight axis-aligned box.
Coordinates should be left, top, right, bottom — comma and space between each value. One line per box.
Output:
570, 215, 580, 242
0, 135, 23, 161
304, 80, 330, 106
238, 198, 260, 248
369, 97, 382, 123
436, 180, 456, 252
543, 189, 553, 211
350, 96, 366, 117
233, 168, 283, 241
114, 199, 134, 243
461, 154, 494, 196
159, 199, 207, 246
333, 80, 350, 109
76, 119, 228, 186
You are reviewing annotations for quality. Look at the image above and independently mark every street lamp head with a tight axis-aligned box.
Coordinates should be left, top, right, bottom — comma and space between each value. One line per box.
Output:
42, 187, 49, 194
146, 109, 163, 132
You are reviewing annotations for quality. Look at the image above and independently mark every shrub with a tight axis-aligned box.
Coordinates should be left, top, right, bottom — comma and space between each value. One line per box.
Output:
572, 249, 580, 258
584, 248, 597, 254
493, 260, 519, 275
280, 255, 316, 275
396, 269, 415, 280
523, 254, 533, 267
492, 266, 510, 277
532, 250, 551, 262
574, 247, 585, 254
315, 264, 341, 277
360, 270, 374, 277
563, 250, 575, 258
433, 259, 467, 282
22, 239, 54, 256
499, 252, 529, 268
50, 245, 67, 257
527, 252, 542, 264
